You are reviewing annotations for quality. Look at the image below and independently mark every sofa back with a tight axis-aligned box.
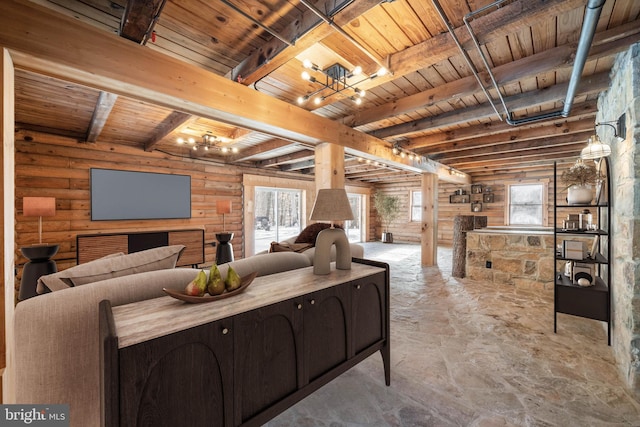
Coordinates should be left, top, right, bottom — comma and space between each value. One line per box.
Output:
13, 252, 311, 427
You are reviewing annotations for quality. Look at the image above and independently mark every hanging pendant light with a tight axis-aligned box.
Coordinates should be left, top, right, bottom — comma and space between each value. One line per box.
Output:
580, 134, 611, 160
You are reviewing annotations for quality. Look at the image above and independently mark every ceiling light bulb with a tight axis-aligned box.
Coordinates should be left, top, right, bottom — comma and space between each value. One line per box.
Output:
377, 67, 388, 77
297, 96, 305, 104
354, 97, 362, 105
392, 147, 398, 155
314, 97, 322, 105
204, 146, 209, 151
192, 145, 197, 151
400, 152, 406, 158
221, 147, 229, 153
357, 89, 366, 97
352, 65, 362, 76
301, 71, 311, 81
177, 137, 184, 144
231, 147, 238, 153
409, 153, 415, 160
302, 59, 313, 69
188, 138, 195, 144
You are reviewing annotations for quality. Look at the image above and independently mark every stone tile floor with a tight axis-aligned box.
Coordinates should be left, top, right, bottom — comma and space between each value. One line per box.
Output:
266, 242, 640, 427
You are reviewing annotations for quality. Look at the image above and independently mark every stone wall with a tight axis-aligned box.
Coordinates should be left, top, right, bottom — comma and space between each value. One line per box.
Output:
597, 42, 640, 397
466, 230, 555, 291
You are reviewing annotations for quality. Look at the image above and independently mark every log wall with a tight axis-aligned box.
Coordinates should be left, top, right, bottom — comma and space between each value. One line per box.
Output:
375, 165, 561, 246
15, 130, 244, 275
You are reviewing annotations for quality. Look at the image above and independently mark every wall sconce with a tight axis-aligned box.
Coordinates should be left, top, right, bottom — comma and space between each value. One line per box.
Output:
581, 114, 626, 160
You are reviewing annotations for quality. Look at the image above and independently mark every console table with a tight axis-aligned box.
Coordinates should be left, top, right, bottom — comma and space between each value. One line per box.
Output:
77, 228, 204, 267
99, 259, 390, 427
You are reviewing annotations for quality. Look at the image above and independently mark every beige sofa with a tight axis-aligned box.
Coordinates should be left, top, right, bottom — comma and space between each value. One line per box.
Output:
12, 247, 320, 427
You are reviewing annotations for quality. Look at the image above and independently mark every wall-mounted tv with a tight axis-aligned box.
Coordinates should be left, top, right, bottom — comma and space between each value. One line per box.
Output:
90, 168, 191, 221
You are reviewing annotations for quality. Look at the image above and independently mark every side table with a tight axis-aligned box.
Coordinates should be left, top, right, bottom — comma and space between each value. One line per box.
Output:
19, 244, 59, 301
215, 232, 234, 264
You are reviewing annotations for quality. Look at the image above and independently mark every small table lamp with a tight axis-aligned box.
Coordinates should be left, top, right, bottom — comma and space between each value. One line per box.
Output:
20, 197, 58, 300
23, 196, 56, 244
309, 188, 354, 275
215, 200, 234, 264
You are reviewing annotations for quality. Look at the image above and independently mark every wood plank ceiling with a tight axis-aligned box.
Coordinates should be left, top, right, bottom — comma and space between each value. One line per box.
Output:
14, 0, 640, 183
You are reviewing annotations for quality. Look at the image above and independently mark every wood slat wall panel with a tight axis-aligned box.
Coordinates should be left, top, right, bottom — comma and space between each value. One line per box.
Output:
15, 130, 243, 277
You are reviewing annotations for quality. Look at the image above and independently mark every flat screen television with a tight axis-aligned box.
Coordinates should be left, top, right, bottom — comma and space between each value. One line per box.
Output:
90, 168, 191, 220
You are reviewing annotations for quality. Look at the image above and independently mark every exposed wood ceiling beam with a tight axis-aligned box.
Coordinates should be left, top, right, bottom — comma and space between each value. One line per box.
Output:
370, 72, 610, 140
447, 144, 585, 169
228, 139, 298, 162
119, 0, 164, 44
430, 131, 593, 162
85, 91, 118, 142
255, 150, 314, 167
406, 104, 598, 149
279, 159, 315, 171
419, 118, 596, 156
232, 0, 382, 85
341, 22, 640, 129
143, 111, 192, 151
1, 0, 452, 178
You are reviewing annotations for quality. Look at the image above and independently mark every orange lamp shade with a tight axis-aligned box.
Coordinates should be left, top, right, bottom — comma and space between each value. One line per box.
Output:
216, 200, 232, 215
23, 197, 56, 217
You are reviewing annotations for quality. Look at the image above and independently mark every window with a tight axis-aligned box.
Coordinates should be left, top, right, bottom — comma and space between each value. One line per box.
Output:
506, 182, 547, 225
345, 193, 364, 242
411, 190, 422, 222
254, 187, 302, 253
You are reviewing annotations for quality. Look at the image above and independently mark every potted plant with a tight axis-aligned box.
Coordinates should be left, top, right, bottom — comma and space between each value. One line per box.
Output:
373, 192, 401, 243
561, 159, 598, 204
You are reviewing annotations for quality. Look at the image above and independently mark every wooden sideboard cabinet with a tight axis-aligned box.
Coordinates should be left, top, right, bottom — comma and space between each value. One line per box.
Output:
77, 228, 205, 267
100, 259, 390, 427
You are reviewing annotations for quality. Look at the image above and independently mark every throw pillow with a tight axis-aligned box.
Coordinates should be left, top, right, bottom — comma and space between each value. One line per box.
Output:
295, 223, 342, 246
269, 241, 313, 253
36, 245, 185, 293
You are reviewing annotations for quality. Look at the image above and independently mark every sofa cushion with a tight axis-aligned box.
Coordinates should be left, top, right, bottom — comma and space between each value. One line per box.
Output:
295, 223, 342, 245
36, 245, 185, 293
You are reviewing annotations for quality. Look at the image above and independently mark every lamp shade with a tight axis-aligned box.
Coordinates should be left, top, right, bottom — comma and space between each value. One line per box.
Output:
310, 189, 354, 222
216, 200, 232, 215
581, 135, 611, 160
23, 197, 56, 217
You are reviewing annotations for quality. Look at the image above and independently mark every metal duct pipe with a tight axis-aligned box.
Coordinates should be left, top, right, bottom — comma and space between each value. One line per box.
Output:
298, 0, 390, 73
561, 0, 606, 117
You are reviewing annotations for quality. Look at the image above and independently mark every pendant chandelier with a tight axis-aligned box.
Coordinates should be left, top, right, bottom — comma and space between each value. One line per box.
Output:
176, 133, 238, 153
297, 60, 387, 106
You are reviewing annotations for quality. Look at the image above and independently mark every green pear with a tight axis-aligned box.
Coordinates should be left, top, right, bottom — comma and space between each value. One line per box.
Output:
225, 266, 242, 291
185, 270, 207, 296
207, 264, 225, 295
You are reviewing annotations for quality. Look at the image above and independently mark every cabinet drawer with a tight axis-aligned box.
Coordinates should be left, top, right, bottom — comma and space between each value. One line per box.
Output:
555, 284, 608, 321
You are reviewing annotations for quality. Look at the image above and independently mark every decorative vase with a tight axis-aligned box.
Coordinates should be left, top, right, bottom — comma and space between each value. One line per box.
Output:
567, 185, 593, 205
381, 232, 393, 243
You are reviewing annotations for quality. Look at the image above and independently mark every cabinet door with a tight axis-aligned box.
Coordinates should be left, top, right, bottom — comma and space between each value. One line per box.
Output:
234, 299, 303, 424
303, 284, 351, 384
118, 320, 234, 427
352, 272, 386, 355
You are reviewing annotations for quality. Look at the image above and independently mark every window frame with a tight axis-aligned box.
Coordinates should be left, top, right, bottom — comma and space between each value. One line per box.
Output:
410, 189, 422, 222
504, 180, 549, 226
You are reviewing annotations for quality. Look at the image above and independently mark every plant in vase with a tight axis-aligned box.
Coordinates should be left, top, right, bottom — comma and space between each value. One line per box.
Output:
373, 192, 401, 243
561, 159, 598, 204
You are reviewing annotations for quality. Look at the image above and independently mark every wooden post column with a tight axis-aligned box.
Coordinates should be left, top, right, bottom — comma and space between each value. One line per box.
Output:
314, 142, 345, 191
421, 173, 438, 266
1, 48, 16, 402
